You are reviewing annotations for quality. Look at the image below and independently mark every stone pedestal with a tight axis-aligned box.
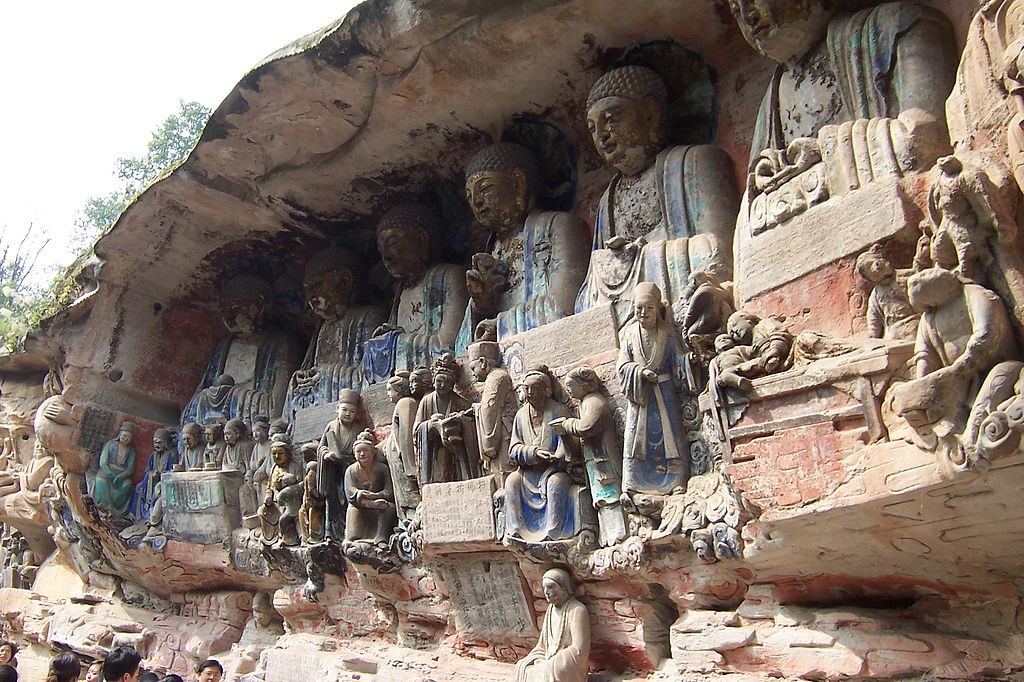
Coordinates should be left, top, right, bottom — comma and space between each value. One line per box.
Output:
162, 470, 243, 544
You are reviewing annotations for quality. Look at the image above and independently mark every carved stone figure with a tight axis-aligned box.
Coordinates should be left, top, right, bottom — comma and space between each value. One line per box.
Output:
181, 273, 303, 425
202, 422, 226, 470
469, 340, 515, 483
459, 142, 589, 346
227, 591, 284, 679
505, 366, 589, 542
415, 353, 479, 484
93, 422, 137, 515
409, 366, 432, 401
260, 439, 304, 545
617, 283, 690, 498
575, 65, 739, 328
284, 248, 387, 421
731, 0, 955, 187
711, 311, 794, 393
361, 203, 469, 385
220, 419, 256, 518
180, 422, 204, 471
317, 389, 367, 540
514, 568, 590, 682
891, 267, 1018, 461
128, 428, 175, 522
856, 245, 919, 341
299, 460, 325, 543
552, 366, 626, 547
343, 430, 397, 550
1006, 38, 1024, 194
243, 417, 271, 519
381, 371, 420, 518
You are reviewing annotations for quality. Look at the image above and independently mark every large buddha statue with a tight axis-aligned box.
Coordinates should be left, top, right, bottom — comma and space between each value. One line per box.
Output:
458, 143, 589, 347
182, 273, 304, 426
284, 248, 386, 421
361, 203, 469, 385
575, 65, 739, 328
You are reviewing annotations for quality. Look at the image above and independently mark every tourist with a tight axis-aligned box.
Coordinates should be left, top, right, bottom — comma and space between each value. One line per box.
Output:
139, 674, 159, 682
0, 641, 16, 668
102, 646, 141, 682
196, 660, 223, 682
159, 676, 183, 682
86, 661, 103, 682
45, 652, 81, 682
0, 664, 16, 682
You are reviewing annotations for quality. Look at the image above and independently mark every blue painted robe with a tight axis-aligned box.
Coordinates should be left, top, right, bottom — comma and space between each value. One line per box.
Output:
575, 146, 736, 327
93, 440, 137, 515
504, 399, 590, 542
617, 320, 690, 496
128, 448, 175, 521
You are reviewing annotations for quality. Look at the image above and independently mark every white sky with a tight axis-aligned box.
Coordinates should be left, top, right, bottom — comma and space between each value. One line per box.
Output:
1, 1, 357, 284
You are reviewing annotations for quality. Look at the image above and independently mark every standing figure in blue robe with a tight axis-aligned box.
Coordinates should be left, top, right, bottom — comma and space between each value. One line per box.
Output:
504, 366, 591, 543
617, 282, 690, 498
129, 427, 176, 521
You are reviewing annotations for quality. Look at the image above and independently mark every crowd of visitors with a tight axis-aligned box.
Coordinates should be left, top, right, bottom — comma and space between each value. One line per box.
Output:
0, 644, 224, 682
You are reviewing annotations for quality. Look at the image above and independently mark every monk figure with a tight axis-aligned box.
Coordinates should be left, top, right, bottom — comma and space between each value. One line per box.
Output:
343, 430, 397, 550
576, 65, 739, 328
202, 422, 226, 470
381, 371, 420, 518
458, 143, 589, 347
180, 423, 204, 471
361, 203, 469, 385
469, 340, 516, 484
129, 428, 176, 522
284, 248, 386, 421
317, 389, 369, 540
93, 422, 137, 515
514, 568, 590, 682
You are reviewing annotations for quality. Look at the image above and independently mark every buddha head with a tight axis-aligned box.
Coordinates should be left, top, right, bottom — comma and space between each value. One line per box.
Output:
182, 423, 202, 450
465, 143, 538, 235
224, 419, 246, 446
728, 0, 837, 63
432, 353, 460, 396
541, 567, 574, 607
587, 66, 668, 176
303, 248, 362, 320
633, 282, 667, 331
386, 370, 412, 405
410, 366, 432, 400
337, 389, 360, 426
468, 341, 501, 383
521, 366, 554, 409
219, 273, 273, 336
376, 202, 438, 283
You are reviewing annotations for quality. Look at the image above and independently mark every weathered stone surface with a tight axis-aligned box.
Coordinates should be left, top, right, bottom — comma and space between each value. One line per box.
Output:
500, 303, 618, 384
420, 477, 497, 548
442, 555, 535, 640
292, 400, 339, 444
671, 625, 756, 653
162, 470, 243, 544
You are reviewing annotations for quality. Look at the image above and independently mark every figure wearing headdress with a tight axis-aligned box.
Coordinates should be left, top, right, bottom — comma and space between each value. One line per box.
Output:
458, 143, 589, 349
469, 340, 516, 483
415, 353, 480, 484
361, 203, 469, 385
576, 65, 739, 328
284, 247, 387, 421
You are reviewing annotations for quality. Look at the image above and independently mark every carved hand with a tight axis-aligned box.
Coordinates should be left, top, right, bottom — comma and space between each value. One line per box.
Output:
606, 235, 629, 250
642, 369, 659, 383
481, 447, 497, 460
372, 323, 405, 338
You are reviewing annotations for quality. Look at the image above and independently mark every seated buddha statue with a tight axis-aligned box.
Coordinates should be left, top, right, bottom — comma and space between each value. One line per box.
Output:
361, 203, 469, 385
575, 65, 740, 329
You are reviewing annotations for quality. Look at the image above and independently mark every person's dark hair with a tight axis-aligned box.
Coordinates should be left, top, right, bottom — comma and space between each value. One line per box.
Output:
159, 676, 184, 682
103, 647, 141, 681
196, 660, 223, 675
46, 652, 81, 682
0, 664, 17, 682
139, 674, 159, 682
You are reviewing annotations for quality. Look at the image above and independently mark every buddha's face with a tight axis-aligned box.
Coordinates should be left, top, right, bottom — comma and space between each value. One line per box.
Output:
304, 270, 354, 320
272, 445, 290, 468
588, 96, 661, 176
337, 402, 358, 426
220, 292, 267, 336
378, 227, 428, 281
729, 0, 833, 63
470, 356, 490, 383
434, 373, 455, 395
252, 423, 268, 443
224, 426, 240, 446
542, 577, 569, 607
466, 170, 528, 233
634, 297, 661, 331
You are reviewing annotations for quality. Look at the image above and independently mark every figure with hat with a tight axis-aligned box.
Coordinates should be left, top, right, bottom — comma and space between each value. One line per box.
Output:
94, 422, 138, 515
459, 142, 590, 351
617, 283, 690, 499
469, 339, 516, 484
415, 353, 480, 484
343, 430, 397, 551
361, 202, 469, 385
576, 65, 739, 329
382, 370, 421, 518
181, 272, 304, 427
284, 247, 387, 422
317, 389, 370, 540
505, 366, 591, 542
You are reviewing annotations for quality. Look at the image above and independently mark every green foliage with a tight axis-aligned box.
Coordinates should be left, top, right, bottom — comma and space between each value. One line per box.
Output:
74, 99, 212, 247
0, 226, 51, 353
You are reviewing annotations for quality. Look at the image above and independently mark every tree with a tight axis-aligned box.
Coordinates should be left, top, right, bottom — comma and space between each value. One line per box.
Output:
0, 225, 51, 353
74, 99, 212, 246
